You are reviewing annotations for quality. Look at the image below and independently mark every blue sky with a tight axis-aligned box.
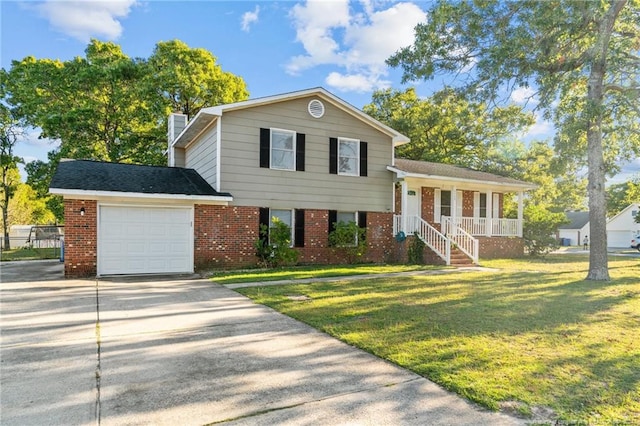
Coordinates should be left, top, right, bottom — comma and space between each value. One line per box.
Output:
1, 0, 637, 182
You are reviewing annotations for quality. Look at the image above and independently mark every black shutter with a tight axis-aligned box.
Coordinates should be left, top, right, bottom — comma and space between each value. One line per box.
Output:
329, 137, 338, 174
294, 209, 305, 247
358, 211, 367, 242
328, 210, 337, 235
260, 128, 270, 168
359, 141, 368, 177
259, 207, 270, 243
296, 133, 305, 171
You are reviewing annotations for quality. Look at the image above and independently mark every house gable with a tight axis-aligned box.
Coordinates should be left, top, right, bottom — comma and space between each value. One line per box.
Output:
178, 89, 405, 213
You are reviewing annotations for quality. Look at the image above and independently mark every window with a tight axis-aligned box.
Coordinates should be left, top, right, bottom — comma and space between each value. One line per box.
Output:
441, 190, 451, 218
328, 210, 367, 246
338, 138, 359, 176
260, 128, 305, 171
270, 129, 295, 170
259, 208, 304, 248
329, 137, 368, 176
479, 193, 487, 218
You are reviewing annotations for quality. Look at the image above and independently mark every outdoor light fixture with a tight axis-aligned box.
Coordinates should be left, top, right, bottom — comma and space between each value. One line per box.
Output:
80, 207, 85, 216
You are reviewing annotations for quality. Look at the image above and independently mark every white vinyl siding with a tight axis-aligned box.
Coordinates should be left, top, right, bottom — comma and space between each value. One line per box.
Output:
185, 126, 217, 188
218, 97, 394, 212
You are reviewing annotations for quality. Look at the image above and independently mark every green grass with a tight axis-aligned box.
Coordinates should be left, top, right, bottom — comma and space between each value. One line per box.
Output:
1, 247, 60, 261
209, 263, 444, 284
235, 254, 640, 424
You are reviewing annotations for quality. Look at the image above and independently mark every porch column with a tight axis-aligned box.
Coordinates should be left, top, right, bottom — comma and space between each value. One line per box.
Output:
486, 190, 493, 237
401, 180, 408, 233
451, 186, 458, 235
517, 191, 524, 237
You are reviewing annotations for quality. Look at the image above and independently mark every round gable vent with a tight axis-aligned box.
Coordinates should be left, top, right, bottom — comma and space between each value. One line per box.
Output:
308, 99, 325, 118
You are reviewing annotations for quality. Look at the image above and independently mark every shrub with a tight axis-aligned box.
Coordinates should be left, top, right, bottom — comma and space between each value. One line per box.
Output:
407, 232, 425, 264
523, 204, 568, 256
328, 221, 367, 264
255, 218, 298, 268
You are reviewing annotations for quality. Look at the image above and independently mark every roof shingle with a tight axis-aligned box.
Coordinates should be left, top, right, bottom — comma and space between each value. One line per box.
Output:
49, 160, 231, 197
390, 158, 535, 188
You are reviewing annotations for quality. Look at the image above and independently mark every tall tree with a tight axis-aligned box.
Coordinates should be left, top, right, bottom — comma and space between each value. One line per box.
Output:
363, 88, 534, 170
147, 40, 249, 120
0, 84, 23, 249
388, 0, 639, 280
5, 40, 163, 165
4, 39, 249, 214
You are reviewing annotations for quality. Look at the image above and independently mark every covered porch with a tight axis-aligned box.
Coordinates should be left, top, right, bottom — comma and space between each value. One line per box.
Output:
388, 159, 536, 265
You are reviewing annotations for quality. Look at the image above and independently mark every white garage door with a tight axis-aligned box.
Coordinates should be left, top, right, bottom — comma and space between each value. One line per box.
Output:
98, 205, 193, 275
608, 230, 632, 248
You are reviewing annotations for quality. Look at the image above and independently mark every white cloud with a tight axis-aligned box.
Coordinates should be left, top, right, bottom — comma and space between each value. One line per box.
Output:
241, 5, 260, 32
19, 127, 61, 150
35, 0, 138, 42
525, 112, 554, 138
287, 1, 426, 93
325, 71, 391, 93
511, 86, 537, 104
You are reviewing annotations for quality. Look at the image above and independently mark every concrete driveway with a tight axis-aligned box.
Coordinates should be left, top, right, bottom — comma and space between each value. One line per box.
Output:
1, 263, 523, 426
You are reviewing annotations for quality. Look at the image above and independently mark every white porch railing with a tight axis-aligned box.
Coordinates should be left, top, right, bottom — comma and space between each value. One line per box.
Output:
394, 215, 450, 265
442, 216, 522, 237
442, 217, 479, 264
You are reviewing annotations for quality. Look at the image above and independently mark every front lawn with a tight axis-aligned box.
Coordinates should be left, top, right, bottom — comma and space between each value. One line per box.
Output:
235, 255, 640, 424
209, 263, 444, 284
1, 247, 61, 261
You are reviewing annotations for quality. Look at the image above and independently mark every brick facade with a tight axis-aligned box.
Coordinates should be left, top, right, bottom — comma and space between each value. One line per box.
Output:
194, 205, 260, 269
63, 199, 97, 278
193, 205, 395, 271
477, 236, 524, 258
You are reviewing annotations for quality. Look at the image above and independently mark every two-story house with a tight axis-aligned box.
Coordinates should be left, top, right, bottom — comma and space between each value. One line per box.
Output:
50, 88, 534, 278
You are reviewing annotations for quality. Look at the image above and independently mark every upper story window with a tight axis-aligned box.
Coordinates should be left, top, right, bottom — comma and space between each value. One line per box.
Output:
329, 137, 368, 177
260, 128, 305, 172
271, 129, 295, 170
338, 138, 359, 176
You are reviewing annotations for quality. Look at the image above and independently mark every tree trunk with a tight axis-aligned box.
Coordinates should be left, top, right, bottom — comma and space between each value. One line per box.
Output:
2, 196, 9, 250
585, 0, 627, 281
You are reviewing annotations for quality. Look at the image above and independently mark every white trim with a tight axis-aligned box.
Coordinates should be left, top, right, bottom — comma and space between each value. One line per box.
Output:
387, 166, 537, 191
473, 192, 480, 218
492, 193, 500, 218
270, 128, 297, 171
50, 188, 232, 204
337, 137, 360, 176
216, 117, 222, 192
456, 189, 463, 218
434, 188, 441, 223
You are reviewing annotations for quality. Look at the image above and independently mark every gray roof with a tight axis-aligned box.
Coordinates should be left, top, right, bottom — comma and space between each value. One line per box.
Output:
390, 159, 535, 188
50, 160, 231, 197
558, 211, 590, 230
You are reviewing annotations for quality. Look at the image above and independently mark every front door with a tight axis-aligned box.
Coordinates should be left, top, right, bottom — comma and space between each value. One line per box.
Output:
406, 186, 421, 218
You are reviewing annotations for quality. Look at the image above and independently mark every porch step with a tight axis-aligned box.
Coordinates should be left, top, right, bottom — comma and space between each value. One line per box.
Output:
450, 249, 474, 266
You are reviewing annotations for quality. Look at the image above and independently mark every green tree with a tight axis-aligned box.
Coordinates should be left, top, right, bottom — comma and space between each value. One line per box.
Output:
24, 151, 64, 222
363, 88, 534, 170
388, 0, 639, 281
6, 40, 163, 165
4, 39, 249, 222
523, 204, 569, 256
606, 177, 640, 217
0, 96, 23, 249
147, 40, 249, 120
7, 183, 55, 227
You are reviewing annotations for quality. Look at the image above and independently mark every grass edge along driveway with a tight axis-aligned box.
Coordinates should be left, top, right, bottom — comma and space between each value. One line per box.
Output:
231, 255, 639, 425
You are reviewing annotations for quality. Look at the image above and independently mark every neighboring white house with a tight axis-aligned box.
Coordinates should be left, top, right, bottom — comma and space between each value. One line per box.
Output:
557, 211, 590, 246
607, 203, 640, 248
